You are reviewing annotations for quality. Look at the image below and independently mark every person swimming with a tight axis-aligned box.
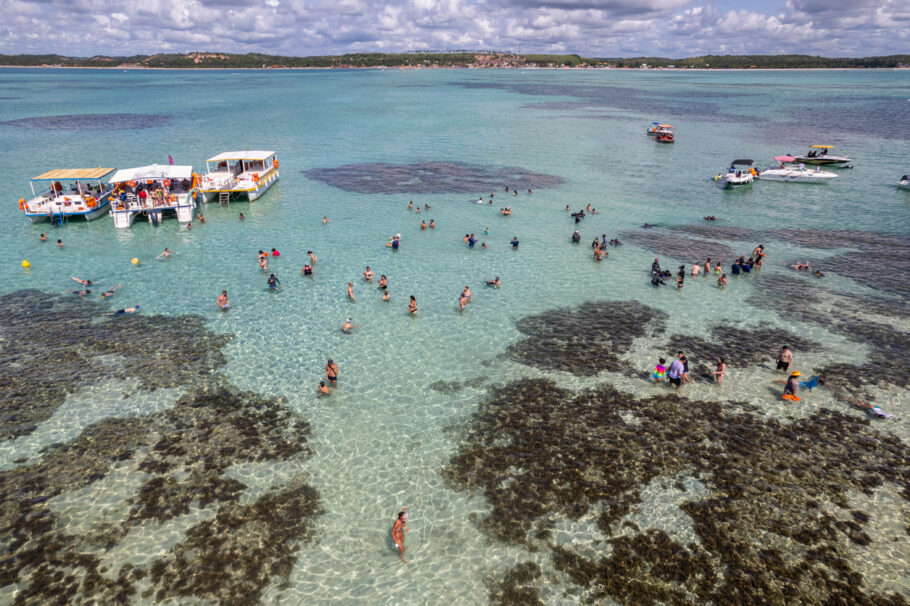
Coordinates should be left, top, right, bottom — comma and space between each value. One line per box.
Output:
101, 283, 122, 299
104, 304, 140, 316
486, 277, 501, 287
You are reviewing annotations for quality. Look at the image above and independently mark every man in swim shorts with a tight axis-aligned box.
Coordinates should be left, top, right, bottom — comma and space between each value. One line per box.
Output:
268, 274, 281, 290
777, 346, 793, 371
325, 359, 339, 385
217, 290, 230, 309
101, 284, 122, 299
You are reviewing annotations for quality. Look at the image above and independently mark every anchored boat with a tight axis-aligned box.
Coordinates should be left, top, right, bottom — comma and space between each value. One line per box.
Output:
654, 124, 674, 143
713, 159, 755, 190
758, 156, 838, 183
107, 164, 198, 229
17, 168, 115, 223
794, 145, 851, 166
199, 151, 279, 203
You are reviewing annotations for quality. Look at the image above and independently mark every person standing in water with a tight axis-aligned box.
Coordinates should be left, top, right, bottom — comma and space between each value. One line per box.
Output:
408, 295, 417, 315
347, 282, 355, 301
391, 509, 409, 563
325, 359, 339, 385
217, 290, 230, 309
782, 371, 801, 401
777, 346, 793, 372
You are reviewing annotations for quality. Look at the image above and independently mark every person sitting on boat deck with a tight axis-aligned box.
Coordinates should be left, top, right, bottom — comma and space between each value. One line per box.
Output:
267, 274, 281, 290
101, 284, 122, 299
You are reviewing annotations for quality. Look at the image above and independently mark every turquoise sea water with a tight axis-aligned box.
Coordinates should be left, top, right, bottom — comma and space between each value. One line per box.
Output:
0, 67, 908, 604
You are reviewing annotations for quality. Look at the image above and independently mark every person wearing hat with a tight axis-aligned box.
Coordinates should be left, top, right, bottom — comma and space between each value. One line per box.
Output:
342, 318, 358, 333
782, 371, 801, 401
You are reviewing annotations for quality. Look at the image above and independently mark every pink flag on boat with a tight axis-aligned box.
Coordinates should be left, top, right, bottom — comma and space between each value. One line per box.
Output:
168, 155, 174, 165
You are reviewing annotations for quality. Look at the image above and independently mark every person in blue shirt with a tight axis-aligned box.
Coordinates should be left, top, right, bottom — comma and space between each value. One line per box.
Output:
511, 237, 519, 249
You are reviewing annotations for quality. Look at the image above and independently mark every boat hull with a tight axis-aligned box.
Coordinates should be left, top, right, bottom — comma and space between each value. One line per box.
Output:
715, 178, 753, 190
25, 199, 111, 223
898, 180, 910, 191
758, 170, 837, 183
795, 156, 850, 166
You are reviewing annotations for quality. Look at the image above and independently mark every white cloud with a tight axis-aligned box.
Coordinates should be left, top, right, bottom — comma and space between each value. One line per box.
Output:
0, 0, 906, 57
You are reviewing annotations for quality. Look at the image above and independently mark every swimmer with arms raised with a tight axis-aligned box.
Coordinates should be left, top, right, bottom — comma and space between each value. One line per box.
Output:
391, 509, 410, 563
101, 283, 122, 299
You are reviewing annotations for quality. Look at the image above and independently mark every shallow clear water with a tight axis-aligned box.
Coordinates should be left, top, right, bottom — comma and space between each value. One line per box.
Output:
0, 67, 908, 603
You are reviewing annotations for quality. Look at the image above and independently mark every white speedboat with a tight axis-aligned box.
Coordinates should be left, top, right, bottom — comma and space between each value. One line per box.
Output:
107, 164, 198, 229
794, 145, 851, 166
17, 168, 115, 223
758, 156, 838, 183
714, 159, 755, 190
199, 151, 279, 203
899, 175, 910, 190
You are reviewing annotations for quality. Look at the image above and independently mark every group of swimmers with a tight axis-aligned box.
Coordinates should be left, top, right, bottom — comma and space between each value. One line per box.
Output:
650, 245, 768, 289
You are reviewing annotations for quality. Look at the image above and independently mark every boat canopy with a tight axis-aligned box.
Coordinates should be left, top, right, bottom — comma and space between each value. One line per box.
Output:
31, 168, 115, 181
657, 124, 674, 128
109, 165, 193, 184
810, 145, 834, 149
774, 155, 796, 163
207, 151, 276, 162
731, 159, 753, 166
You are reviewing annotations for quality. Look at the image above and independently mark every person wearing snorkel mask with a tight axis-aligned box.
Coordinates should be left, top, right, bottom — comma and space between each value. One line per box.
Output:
392, 509, 409, 563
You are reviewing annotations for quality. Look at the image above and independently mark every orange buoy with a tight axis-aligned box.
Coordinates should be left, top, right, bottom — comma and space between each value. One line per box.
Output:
163, 179, 170, 187
18, 198, 26, 211
128, 180, 137, 188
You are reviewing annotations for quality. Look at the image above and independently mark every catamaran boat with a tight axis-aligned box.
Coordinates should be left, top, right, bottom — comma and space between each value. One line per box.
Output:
17, 168, 115, 223
107, 164, 198, 229
714, 159, 755, 190
899, 175, 910, 190
758, 156, 838, 183
199, 151, 279, 203
654, 124, 674, 143
794, 145, 851, 166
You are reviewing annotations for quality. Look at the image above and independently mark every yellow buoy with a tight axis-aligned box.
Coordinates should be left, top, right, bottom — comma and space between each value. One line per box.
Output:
131, 257, 140, 266
21, 260, 30, 268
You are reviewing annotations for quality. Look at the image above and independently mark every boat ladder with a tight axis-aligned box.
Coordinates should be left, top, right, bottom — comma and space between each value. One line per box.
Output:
218, 191, 230, 206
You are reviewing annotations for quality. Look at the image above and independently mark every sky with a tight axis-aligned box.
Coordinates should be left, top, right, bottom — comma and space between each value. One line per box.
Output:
0, 0, 907, 58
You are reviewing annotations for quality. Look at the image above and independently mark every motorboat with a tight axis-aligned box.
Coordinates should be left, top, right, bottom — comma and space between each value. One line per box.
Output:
758, 156, 838, 183
646, 122, 662, 135
199, 151, 279, 203
713, 159, 755, 190
17, 168, 115, 223
107, 164, 198, 229
654, 124, 674, 143
899, 175, 910, 190
794, 145, 851, 166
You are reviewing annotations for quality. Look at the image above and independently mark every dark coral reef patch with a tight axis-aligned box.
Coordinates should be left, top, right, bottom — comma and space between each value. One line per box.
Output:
0, 113, 170, 130
0, 289, 230, 441
506, 301, 666, 376
444, 378, 909, 604
0, 291, 321, 605
304, 161, 563, 194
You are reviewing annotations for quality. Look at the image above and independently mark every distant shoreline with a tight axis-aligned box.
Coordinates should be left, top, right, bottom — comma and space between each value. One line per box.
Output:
1, 65, 907, 71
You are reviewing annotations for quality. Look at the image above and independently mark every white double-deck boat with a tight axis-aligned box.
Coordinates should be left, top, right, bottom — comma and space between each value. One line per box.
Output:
898, 175, 910, 190
794, 144, 851, 166
758, 156, 838, 183
107, 164, 198, 229
199, 151, 279, 203
18, 168, 115, 223
714, 159, 755, 190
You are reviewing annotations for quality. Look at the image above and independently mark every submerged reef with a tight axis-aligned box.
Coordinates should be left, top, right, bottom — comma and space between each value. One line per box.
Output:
0, 289, 230, 441
666, 325, 820, 379
303, 161, 563, 194
0, 291, 321, 605
0, 113, 170, 130
506, 301, 666, 376
620, 230, 736, 263
444, 378, 909, 604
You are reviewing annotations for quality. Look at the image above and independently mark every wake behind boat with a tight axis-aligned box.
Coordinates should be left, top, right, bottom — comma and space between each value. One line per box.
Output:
17, 168, 115, 223
713, 159, 755, 190
794, 145, 851, 166
758, 156, 838, 183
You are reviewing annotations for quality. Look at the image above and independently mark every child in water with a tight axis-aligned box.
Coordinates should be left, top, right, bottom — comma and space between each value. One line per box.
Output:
652, 358, 667, 382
